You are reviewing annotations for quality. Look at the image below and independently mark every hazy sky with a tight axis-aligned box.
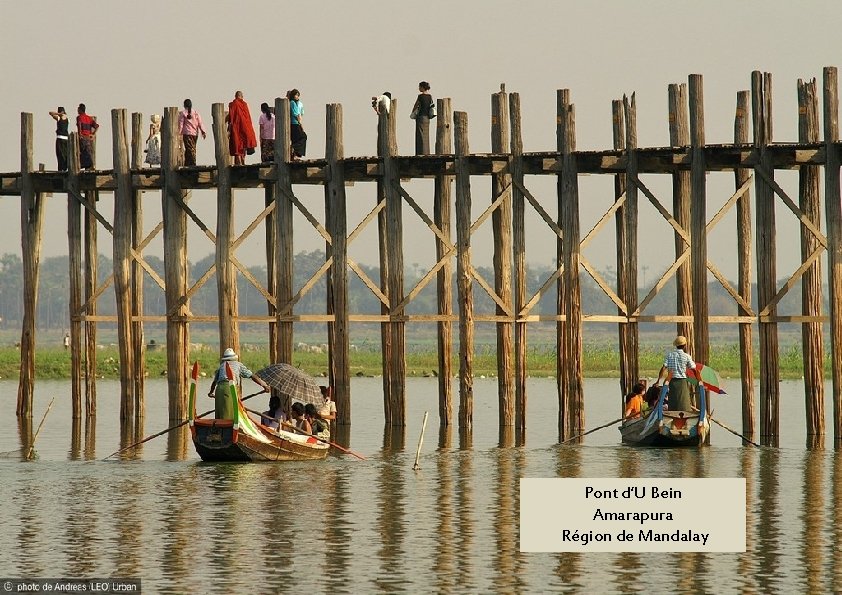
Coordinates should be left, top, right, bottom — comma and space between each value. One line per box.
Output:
0, 1, 838, 286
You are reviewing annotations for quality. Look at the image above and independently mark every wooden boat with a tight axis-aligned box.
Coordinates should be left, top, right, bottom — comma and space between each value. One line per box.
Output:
619, 383, 710, 447
188, 362, 329, 462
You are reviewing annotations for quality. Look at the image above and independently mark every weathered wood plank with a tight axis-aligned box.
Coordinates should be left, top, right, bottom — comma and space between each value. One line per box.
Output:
435, 98, 454, 426
509, 92, 527, 440
274, 97, 294, 365
455, 111, 474, 430
689, 74, 709, 378
130, 112, 145, 422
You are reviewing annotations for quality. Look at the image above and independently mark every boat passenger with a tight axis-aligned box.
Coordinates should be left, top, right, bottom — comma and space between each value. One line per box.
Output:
624, 382, 647, 419
319, 385, 337, 422
284, 402, 312, 435
644, 382, 662, 410
207, 347, 270, 419
261, 395, 285, 430
657, 336, 696, 412
305, 403, 330, 441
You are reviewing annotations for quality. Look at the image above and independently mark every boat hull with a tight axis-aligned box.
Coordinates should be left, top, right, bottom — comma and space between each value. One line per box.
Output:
619, 383, 711, 447
192, 419, 329, 462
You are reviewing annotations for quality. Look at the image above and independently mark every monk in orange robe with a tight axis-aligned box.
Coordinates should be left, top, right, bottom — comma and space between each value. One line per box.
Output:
226, 91, 257, 165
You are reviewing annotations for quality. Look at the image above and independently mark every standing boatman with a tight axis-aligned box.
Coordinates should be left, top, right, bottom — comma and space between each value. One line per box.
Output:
657, 336, 697, 411
207, 347, 269, 419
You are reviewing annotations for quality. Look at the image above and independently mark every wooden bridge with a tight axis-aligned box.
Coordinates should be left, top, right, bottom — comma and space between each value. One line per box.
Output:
6, 67, 842, 447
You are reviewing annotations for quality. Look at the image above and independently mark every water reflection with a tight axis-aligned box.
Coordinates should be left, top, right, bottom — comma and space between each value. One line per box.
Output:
833, 452, 842, 586
438, 424, 452, 450
738, 447, 756, 593
166, 424, 189, 461
756, 448, 782, 593
434, 437, 456, 593
69, 416, 81, 461
382, 425, 405, 452
493, 446, 526, 593
554, 444, 582, 589
84, 415, 96, 460
801, 449, 825, 593
456, 448, 476, 591
375, 449, 407, 590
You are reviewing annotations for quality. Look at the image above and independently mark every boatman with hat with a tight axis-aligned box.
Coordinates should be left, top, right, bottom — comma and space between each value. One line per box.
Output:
207, 347, 270, 419
657, 336, 696, 412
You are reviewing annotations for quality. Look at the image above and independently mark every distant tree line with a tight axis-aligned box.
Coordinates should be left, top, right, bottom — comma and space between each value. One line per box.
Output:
0, 251, 816, 331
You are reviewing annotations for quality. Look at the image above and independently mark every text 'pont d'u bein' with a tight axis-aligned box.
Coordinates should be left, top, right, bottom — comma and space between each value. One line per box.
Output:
584, 486, 682, 499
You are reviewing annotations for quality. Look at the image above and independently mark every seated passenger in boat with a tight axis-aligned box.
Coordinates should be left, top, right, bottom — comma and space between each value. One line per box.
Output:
305, 403, 330, 441
284, 402, 312, 435
624, 382, 647, 419
644, 382, 662, 410
261, 395, 286, 430
319, 385, 337, 422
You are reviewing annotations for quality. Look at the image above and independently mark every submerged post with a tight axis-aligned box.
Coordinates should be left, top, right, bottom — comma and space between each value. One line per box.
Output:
752, 71, 780, 444
111, 108, 135, 423
509, 92, 527, 439
67, 133, 83, 419
668, 83, 693, 346
823, 67, 842, 444
325, 103, 350, 422
491, 87, 515, 428
17, 112, 45, 418
454, 111, 474, 430
212, 103, 239, 355
131, 112, 145, 420
161, 106, 190, 419
434, 97, 454, 426
734, 91, 755, 442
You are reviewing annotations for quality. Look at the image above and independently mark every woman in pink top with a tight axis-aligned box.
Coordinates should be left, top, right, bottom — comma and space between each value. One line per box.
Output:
258, 102, 275, 163
178, 98, 206, 166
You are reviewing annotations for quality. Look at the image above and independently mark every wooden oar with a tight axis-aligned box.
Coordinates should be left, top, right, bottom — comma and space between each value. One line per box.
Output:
244, 407, 367, 460
101, 390, 266, 460
709, 415, 760, 447
25, 397, 56, 460
559, 417, 625, 445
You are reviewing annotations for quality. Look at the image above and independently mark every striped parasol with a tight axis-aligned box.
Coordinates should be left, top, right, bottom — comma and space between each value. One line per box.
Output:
255, 363, 324, 406
687, 363, 726, 394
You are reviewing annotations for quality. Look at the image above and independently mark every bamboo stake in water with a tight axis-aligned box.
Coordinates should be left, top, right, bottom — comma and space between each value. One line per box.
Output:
413, 411, 429, 470
26, 397, 56, 460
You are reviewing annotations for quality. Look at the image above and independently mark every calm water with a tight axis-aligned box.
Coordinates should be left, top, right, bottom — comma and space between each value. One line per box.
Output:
0, 376, 840, 594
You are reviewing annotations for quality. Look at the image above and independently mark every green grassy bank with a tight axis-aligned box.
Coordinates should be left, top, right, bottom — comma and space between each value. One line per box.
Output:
0, 344, 815, 381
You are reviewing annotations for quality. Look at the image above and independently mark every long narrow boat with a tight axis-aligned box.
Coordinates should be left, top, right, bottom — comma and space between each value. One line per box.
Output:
619, 383, 710, 447
188, 362, 329, 462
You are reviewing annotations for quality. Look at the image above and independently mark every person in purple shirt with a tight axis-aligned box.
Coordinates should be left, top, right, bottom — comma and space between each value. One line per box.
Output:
178, 99, 206, 166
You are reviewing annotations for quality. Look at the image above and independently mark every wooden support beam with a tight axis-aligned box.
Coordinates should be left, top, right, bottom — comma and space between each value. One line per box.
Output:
612, 99, 631, 410
753, 71, 780, 445
16, 112, 45, 418
668, 83, 694, 348
84, 196, 98, 416
733, 91, 755, 443
558, 89, 584, 440
689, 74, 709, 372
111, 108, 135, 423
325, 103, 350, 424
509, 92, 527, 441
798, 78, 825, 443
455, 111, 474, 431
272, 97, 294, 363
823, 67, 842, 444
131, 112, 145, 422
161, 106, 190, 420
491, 88, 515, 430
375, 108, 393, 424
621, 95, 640, 400
212, 103, 238, 355
67, 133, 83, 419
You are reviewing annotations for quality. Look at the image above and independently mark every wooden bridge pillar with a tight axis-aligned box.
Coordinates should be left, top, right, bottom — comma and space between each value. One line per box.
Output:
325, 104, 350, 422
434, 98, 454, 427
454, 111, 474, 430
84, 124, 98, 417
161, 106, 190, 420
212, 103, 239, 356
557, 90, 583, 440
273, 97, 294, 366
16, 112, 45, 418
509, 93, 527, 440
618, 96, 639, 402
67, 133, 83, 419
491, 88, 515, 429
130, 112, 145, 422
752, 71, 780, 445
111, 108, 135, 423
689, 74, 709, 368
612, 100, 630, 407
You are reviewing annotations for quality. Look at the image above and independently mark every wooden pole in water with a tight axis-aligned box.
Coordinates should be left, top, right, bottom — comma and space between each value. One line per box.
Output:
130, 112, 145, 421
212, 103, 239, 355
161, 106, 190, 420
798, 78, 825, 443
325, 103, 350, 423
752, 71, 780, 444
491, 86, 514, 428
689, 74, 709, 369
734, 91, 755, 442
509, 92, 527, 439
17, 112, 45, 418
273, 97, 294, 366
265, 168, 278, 365
67, 133, 83, 419
612, 99, 630, 409
376, 105, 393, 425
434, 97, 454, 426
621, 95, 639, 394
668, 83, 693, 347
111, 108, 135, 423
822, 66, 842, 444
454, 111, 474, 430
558, 90, 584, 439
83, 121, 98, 418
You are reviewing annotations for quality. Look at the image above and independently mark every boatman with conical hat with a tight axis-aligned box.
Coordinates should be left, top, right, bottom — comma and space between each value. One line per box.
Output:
657, 336, 697, 412
207, 347, 269, 419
